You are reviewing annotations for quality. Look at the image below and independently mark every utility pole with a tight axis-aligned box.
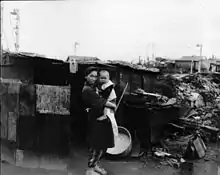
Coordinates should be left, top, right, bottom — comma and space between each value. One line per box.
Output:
147, 56, 150, 67
152, 43, 154, 60
196, 44, 203, 57
146, 44, 149, 66
190, 56, 194, 74
10, 9, 20, 52
74, 42, 79, 56
1, 2, 3, 55
138, 56, 141, 64
196, 44, 203, 73
200, 45, 203, 57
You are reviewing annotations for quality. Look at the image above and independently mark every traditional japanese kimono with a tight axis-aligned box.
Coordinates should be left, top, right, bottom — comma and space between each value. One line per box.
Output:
82, 83, 114, 151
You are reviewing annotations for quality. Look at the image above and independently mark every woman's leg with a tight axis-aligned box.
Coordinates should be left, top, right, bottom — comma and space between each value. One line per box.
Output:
88, 149, 97, 168
88, 149, 104, 167
96, 149, 104, 162
88, 149, 107, 174
94, 149, 107, 174
99, 148, 107, 160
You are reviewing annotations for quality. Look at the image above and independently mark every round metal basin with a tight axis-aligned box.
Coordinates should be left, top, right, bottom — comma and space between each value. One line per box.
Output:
106, 126, 132, 159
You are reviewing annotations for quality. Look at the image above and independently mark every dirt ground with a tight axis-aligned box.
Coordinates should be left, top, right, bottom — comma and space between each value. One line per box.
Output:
1, 143, 220, 175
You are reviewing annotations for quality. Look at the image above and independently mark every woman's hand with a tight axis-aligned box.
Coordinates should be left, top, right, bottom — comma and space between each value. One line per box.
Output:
97, 115, 107, 121
105, 101, 116, 110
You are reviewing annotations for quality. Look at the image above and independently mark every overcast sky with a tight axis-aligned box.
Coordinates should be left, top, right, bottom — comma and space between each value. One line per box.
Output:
2, 0, 220, 61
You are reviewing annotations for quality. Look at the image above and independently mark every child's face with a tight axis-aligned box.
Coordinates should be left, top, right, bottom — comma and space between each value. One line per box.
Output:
99, 71, 109, 84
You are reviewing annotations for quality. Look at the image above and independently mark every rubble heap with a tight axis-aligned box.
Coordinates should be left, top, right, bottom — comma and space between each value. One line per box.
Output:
146, 73, 220, 168
161, 73, 220, 129
177, 74, 220, 105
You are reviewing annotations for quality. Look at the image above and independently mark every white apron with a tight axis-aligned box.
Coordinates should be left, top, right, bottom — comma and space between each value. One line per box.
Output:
101, 81, 119, 137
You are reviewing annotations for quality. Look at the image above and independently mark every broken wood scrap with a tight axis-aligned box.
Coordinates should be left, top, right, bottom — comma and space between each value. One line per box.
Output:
179, 118, 220, 133
167, 123, 185, 130
184, 109, 199, 119
200, 125, 220, 133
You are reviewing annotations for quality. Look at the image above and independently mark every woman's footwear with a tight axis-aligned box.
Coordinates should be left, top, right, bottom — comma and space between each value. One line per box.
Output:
139, 151, 145, 157
94, 165, 107, 175
86, 168, 98, 175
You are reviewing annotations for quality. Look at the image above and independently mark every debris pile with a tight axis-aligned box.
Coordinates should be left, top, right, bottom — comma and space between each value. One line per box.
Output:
160, 73, 220, 129
142, 73, 220, 169
149, 130, 209, 169
176, 74, 220, 106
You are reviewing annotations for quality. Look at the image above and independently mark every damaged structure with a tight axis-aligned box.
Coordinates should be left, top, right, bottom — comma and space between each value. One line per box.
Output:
1, 51, 71, 155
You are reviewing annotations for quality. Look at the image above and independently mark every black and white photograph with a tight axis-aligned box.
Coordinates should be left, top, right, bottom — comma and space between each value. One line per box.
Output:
0, 0, 220, 174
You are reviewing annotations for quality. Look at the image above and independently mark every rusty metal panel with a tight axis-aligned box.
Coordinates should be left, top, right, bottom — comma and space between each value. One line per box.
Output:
36, 85, 70, 115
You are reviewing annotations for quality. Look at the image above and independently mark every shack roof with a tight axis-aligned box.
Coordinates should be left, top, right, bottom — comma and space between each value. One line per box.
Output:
2, 51, 159, 73
66, 56, 159, 73
107, 60, 160, 73
2, 51, 65, 64
1, 51, 115, 71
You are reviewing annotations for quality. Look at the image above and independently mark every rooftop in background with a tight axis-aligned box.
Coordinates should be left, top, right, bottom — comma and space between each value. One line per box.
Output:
66, 56, 100, 63
67, 56, 160, 73
177, 56, 207, 61
107, 60, 160, 73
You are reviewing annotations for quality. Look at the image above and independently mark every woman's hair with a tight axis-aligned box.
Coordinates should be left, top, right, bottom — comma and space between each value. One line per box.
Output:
84, 66, 98, 77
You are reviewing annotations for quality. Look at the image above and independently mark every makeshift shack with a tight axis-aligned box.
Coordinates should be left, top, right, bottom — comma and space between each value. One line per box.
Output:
1, 51, 71, 156
1, 51, 179, 157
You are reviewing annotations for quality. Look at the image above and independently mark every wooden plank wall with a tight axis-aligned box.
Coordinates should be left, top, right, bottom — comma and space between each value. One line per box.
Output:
0, 81, 20, 142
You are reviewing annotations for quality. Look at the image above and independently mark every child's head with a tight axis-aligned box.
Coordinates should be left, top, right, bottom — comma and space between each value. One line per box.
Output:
99, 70, 110, 84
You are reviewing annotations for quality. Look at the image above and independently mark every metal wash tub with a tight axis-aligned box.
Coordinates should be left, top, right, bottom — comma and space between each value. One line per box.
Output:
106, 126, 132, 159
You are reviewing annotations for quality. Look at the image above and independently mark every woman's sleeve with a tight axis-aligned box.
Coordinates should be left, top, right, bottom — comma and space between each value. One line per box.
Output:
82, 87, 107, 110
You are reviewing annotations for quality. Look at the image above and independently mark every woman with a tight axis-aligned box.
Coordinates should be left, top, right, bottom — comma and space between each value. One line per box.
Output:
82, 67, 115, 175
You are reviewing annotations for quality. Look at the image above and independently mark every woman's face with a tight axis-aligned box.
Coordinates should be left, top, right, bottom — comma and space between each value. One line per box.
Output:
85, 70, 98, 85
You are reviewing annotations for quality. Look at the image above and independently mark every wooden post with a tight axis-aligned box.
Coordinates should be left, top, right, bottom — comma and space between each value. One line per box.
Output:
198, 60, 201, 73
1, 2, 3, 54
190, 57, 194, 74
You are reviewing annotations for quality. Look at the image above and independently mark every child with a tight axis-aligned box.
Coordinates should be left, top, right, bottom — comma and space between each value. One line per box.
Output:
98, 70, 118, 137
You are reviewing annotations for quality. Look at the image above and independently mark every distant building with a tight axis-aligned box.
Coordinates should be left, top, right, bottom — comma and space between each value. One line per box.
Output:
209, 61, 220, 72
175, 56, 210, 73
174, 56, 219, 73
175, 55, 204, 67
